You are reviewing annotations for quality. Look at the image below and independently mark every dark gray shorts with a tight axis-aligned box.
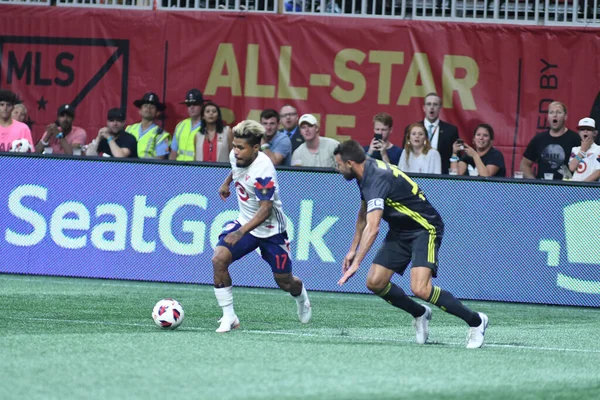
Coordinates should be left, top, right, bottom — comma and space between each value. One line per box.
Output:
372, 229, 443, 277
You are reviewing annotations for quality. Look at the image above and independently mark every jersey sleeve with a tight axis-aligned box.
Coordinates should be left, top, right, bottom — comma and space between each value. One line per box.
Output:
569, 146, 580, 162
361, 175, 391, 213
252, 159, 277, 201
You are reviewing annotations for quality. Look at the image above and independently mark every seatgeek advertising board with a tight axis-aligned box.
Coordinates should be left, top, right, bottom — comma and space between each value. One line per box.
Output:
1, 155, 599, 307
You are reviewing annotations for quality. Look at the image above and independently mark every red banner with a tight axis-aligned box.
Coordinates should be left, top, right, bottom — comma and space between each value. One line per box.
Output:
1, 6, 599, 174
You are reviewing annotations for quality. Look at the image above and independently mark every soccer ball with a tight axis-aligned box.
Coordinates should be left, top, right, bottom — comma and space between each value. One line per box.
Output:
152, 298, 185, 330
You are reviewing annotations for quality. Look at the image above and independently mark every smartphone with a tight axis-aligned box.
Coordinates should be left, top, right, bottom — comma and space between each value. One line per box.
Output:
456, 139, 464, 144
374, 133, 383, 141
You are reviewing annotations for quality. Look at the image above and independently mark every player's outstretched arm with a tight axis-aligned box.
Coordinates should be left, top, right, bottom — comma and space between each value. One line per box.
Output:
219, 172, 233, 200
343, 201, 367, 267
339, 209, 382, 285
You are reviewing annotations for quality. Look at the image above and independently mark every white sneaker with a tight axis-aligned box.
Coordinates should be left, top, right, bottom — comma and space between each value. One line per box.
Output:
466, 312, 488, 348
297, 300, 312, 324
413, 305, 432, 344
216, 315, 240, 333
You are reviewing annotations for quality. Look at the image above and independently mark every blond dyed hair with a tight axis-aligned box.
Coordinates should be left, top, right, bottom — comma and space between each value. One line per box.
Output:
233, 120, 265, 146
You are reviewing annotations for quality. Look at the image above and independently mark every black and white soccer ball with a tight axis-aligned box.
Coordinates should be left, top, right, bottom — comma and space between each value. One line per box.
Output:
152, 298, 185, 330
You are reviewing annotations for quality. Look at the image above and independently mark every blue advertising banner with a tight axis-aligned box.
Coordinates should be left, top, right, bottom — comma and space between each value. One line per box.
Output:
1, 155, 599, 307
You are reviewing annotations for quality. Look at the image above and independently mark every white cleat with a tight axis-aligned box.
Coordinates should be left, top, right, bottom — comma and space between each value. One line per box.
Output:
413, 305, 432, 344
466, 312, 489, 349
216, 315, 240, 333
297, 300, 312, 324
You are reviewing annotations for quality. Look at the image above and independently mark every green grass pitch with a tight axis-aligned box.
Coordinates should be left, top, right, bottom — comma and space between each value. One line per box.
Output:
1, 274, 599, 400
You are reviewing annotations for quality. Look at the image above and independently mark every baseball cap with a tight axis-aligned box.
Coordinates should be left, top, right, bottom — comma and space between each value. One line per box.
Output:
107, 108, 126, 121
577, 117, 596, 129
299, 114, 318, 126
57, 104, 75, 117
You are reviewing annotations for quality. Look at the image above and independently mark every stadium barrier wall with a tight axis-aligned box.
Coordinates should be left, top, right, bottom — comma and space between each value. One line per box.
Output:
1, 154, 599, 307
1, 5, 600, 177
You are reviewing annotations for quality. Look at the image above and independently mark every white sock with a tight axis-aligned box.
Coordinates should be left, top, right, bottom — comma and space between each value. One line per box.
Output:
293, 284, 309, 304
214, 286, 235, 318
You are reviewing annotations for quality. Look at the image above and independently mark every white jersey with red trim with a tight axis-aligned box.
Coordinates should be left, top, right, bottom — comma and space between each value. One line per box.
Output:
230, 150, 287, 238
570, 143, 600, 181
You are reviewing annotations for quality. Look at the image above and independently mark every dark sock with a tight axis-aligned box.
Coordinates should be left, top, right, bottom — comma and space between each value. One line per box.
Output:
377, 282, 426, 318
427, 286, 481, 327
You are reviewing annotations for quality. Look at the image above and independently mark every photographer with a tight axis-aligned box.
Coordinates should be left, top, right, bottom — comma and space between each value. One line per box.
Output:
364, 112, 402, 165
86, 108, 138, 158
452, 124, 506, 177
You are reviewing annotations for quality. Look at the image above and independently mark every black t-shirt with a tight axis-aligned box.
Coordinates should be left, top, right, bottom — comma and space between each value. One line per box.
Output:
98, 130, 138, 158
523, 129, 580, 179
359, 158, 443, 233
460, 146, 506, 177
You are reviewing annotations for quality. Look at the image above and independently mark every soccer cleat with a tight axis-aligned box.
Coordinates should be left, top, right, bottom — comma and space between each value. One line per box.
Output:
413, 305, 432, 344
216, 315, 240, 333
466, 312, 489, 349
297, 299, 312, 324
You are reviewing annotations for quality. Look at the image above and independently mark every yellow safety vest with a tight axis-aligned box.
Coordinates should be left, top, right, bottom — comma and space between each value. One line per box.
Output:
174, 118, 201, 161
125, 123, 170, 159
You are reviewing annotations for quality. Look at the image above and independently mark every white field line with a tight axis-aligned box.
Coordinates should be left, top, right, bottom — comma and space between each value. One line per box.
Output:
4, 316, 600, 355
2, 275, 599, 311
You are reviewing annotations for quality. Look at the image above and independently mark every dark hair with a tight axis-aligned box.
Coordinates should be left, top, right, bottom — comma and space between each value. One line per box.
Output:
0, 90, 22, 105
473, 123, 494, 140
200, 101, 224, 134
333, 140, 367, 163
424, 92, 442, 105
260, 108, 280, 122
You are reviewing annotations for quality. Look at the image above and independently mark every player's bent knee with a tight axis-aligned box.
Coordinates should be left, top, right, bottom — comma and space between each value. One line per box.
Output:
366, 278, 387, 294
410, 283, 430, 300
273, 273, 293, 291
212, 246, 232, 271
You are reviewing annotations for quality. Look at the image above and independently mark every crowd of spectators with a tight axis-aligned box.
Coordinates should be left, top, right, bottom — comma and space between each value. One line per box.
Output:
0, 88, 598, 182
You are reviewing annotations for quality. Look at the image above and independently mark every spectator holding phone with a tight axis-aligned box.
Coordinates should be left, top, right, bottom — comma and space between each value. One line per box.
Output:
34, 104, 87, 155
450, 124, 506, 177
568, 118, 600, 182
398, 123, 441, 174
364, 112, 402, 165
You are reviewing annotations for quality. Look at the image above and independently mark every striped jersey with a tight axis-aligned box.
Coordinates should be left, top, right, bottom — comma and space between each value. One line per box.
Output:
359, 158, 443, 233
230, 150, 287, 238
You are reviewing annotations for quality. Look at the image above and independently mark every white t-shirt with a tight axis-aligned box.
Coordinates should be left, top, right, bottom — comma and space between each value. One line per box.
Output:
398, 148, 441, 174
230, 151, 287, 238
570, 143, 600, 181
291, 137, 339, 168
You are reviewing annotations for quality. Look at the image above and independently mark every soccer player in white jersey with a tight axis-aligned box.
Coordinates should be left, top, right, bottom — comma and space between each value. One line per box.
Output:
211, 120, 312, 333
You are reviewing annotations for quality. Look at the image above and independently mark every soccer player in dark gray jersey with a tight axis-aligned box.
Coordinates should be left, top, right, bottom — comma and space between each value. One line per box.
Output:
334, 140, 488, 348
